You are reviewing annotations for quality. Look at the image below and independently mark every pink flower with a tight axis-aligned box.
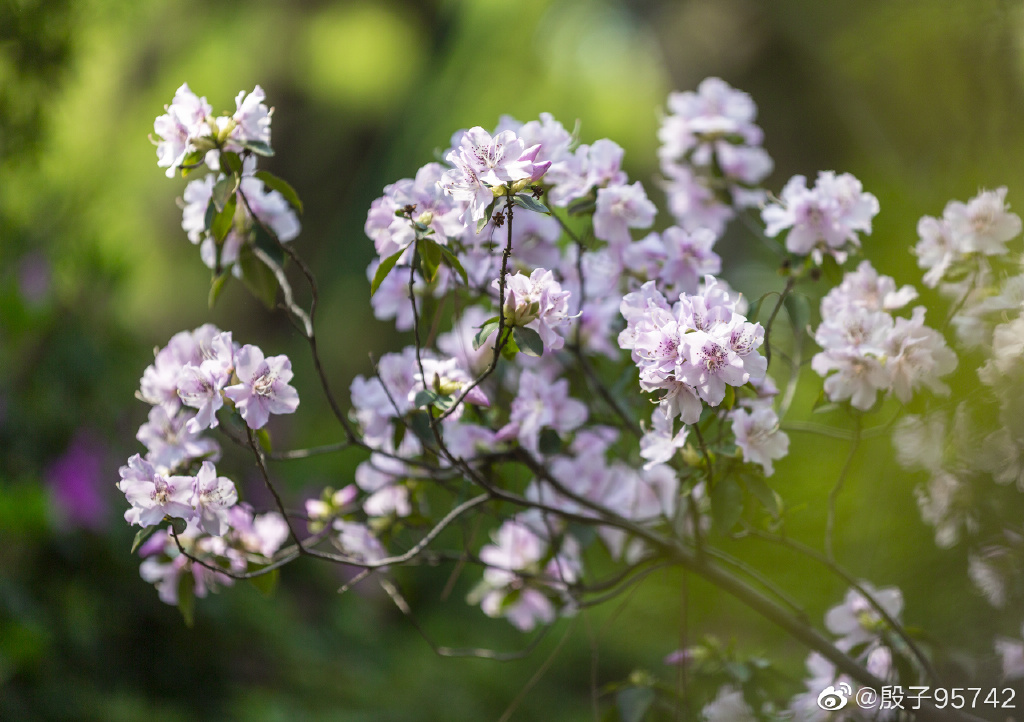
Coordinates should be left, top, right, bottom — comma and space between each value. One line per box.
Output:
498, 268, 572, 351
762, 171, 879, 262
117, 454, 195, 528
593, 181, 657, 246
502, 370, 587, 455
192, 461, 238, 536
224, 345, 299, 430
730, 407, 789, 476
153, 83, 213, 178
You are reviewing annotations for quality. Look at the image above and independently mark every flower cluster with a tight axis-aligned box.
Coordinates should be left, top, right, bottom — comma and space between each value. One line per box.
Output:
440, 126, 551, 223
153, 83, 272, 178
153, 85, 301, 276
811, 260, 956, 411
124, 323, 299, 601
915, 187, 1022, 289
469, 517, 581, 631
762, 171, 879, 263
138, 324, 299, 435
620, 276, 767, 425
658, 77, 773, 236
785, 584, 903, 720
138, 76, 1024, 717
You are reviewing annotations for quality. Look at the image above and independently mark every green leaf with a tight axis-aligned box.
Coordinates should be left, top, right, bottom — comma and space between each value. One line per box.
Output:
500, 331, 519, 360
211, 176, 235, 212
414, 389, 439, 408
220, 151, 243, 176
204, 197, 217, 233
255, 170, 303, 214
512, 194, 550, 214
616, 687, 655, 722
208, 270, 230, 309
740, 473, 780, 517
239, 138, 275, 157
820, 254, 843, 285
211, 193, 237, 242
710, 477, 743, 535
419, 238, 442, 283
256, 428, 272, 454
249, 569, 279, 597
726, 661, 752, 683
131, 526, 157, 554
252, 222, 285, 264
371, 248, 406, 297
783, 292, 810, 337
567, 197, 596, 216
473, 317, 500, 350
438, 244, 468, 286
169, 516, 188, 536
512, 326, 544, 357
408, 411, 437, 449
538, 428, 563, 456
177, 572, 195, 628
747, 291, 774, 323
179, 149, 206, 177
475, 198, 497, 233
238, 244, 280, 309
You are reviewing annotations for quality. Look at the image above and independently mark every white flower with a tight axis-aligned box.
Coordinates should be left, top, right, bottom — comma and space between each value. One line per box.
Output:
730, 406, 789, 476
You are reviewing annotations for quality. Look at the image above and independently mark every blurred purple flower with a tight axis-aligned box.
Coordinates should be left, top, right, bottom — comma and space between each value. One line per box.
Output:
46, 431, 110, 530
18, 252, 51, 306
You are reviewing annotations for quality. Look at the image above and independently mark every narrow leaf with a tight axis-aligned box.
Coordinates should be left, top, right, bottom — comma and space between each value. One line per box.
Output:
240, 139, 275, 157
249, 569, 280, 597
783, 292, 810, 336
538, 428, 563, 455
512, 326, 544, 357
414, 389, 439, 408
256, 428, 272, 453
473, 317, 500, 351
475, 198, 497, 233
255, 170, 303, 214
220, 151, 242, 176
408, 411, 437, 449
169, 516, 188, 536
209, 270, 230, 309
420, 238, 442, 283
177, 573, 195, 628
238, 245, 280, 309
211, 176, 235, 213
567, 197, 596, 216
371, 248, 405, 297
616, 688, 655, 722
740, 472, 780, 517
512, 194, 550, 214
438, 244, 468, 286
131, 526, 157, 554
710, 477, 743, 535
211, 193, 237, 242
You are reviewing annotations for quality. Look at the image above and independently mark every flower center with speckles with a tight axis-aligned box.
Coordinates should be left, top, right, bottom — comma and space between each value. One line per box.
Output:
253, 371, 277, 397
700, 342, 727, 372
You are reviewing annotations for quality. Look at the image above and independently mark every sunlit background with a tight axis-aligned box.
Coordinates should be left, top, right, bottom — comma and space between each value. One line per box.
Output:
4, 0, 1024, 718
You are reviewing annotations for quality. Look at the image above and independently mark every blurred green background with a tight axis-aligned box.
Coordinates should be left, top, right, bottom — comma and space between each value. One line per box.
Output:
4, 0, 1024, 719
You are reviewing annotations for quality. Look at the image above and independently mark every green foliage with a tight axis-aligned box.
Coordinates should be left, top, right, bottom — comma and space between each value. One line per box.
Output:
371, 247, 404, 296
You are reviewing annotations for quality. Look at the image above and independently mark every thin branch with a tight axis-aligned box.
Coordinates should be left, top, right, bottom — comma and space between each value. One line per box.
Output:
432, 193, 517, 424
378, 577, 552, 661
744, 526, 941, 685
763, 275, 796, 369
497, 618, 577, 722
825, 415, 861, 561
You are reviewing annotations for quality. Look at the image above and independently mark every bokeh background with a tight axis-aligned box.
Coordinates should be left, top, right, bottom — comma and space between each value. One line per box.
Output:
4, 0, 1024, 719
